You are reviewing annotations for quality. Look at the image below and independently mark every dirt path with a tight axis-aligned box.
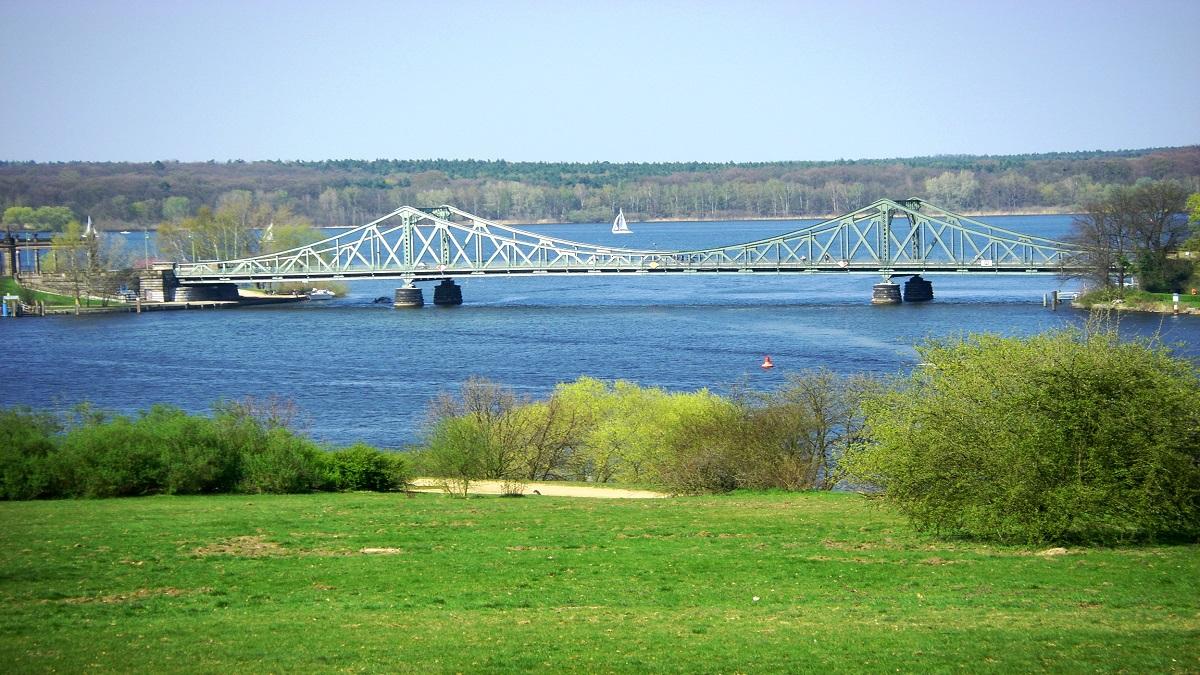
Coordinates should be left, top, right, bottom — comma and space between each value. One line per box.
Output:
410, 478, 668, 499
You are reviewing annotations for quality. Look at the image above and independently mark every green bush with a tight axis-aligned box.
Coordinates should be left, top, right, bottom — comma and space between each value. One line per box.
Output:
845, 324, 1200, 544
0, 402, 409, 500
238, 428, 326, 494
54, 416, 165, 497
0, 407, 60, 500
325, 443, 409, 491
145, 406, 240, 494
421, 416, 491, 496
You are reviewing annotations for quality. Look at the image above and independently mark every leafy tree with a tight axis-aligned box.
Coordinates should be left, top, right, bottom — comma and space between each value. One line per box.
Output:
45, 220, 95, 303
1070, 180, 1192, 293
923, 170, 979, 211
422, 415, 491, 497
3, 206, 35, 228
33, 206, 74, 230
162, 196, 191, 222
845, 323, 1200, 544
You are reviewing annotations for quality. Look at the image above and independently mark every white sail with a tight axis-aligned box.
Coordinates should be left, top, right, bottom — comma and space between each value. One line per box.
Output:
611, 209, 631, 234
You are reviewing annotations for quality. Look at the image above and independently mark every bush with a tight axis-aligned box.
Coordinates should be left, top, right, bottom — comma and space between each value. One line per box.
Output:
325, 443, 409, 492
54, 416, 165, 497
845, 324, 1200, 544
0, 407, 60, 500
421, 416, 491, 497
238, 428, 326, 494
146, 406, 240, 494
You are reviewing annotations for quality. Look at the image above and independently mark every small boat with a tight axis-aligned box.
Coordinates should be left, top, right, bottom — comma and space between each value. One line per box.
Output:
308, 288, 336, 299
612, 209, 632, 234
761, 355, 774, 369
118, 230, 132, 235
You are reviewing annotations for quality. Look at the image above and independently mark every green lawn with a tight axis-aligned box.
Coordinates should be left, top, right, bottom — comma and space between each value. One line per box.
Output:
0, 277, 78, 307
0, 492, 1196, 672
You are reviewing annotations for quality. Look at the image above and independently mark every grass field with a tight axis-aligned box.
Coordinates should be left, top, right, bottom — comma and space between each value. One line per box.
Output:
1, 492, 1196, 672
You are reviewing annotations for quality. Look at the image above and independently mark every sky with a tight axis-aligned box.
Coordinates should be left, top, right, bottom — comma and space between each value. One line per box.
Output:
1, 0, 1197, 163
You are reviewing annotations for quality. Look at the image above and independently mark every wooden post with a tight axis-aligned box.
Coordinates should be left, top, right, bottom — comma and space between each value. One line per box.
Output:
1051, 290, 1059, 311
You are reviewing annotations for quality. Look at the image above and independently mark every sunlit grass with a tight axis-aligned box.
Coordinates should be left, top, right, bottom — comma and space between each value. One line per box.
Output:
0, 492, 1196, 672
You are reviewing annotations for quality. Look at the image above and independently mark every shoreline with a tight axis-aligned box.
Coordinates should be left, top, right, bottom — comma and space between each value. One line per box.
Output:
19, 291, 307, 317
1072, 300, 1200, 316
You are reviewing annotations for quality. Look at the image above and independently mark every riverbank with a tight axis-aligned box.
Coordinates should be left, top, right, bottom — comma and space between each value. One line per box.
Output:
1072, 289, 1200, 316
11, 288, 307, 316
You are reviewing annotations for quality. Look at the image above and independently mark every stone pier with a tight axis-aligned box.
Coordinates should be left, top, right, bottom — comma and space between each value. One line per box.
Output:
393, 285, 424, 308
433, 279, 463, 306
903, 275, 934, 302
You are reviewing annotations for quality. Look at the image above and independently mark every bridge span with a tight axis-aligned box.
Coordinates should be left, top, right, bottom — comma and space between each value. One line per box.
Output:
167, 198, 1085, 305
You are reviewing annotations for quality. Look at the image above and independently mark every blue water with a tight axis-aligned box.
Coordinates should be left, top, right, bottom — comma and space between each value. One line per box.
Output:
3, 215, 1196, 448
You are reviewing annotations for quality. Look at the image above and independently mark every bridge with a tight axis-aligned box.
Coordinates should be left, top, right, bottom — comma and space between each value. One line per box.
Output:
166, 197, 1083, 305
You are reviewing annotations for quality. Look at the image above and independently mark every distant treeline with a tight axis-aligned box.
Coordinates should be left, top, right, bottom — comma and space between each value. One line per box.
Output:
2, 147, 1199, 227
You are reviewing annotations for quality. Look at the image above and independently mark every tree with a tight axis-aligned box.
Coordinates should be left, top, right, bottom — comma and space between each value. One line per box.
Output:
46, 220, 94, 303
844, 324, 1200, 544
1126, 180, 1191, 291
422, 416, 491, 497
1069, 197, 1135, 290
1069, 180, 1191, 293
924, 170, 979, 210
32, 206, 74, 230
1184, 192, 1200, 252
162, 196, 191, 222
3, 206, 36, 229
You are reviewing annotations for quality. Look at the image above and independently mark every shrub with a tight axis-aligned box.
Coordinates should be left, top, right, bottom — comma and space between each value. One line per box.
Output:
54, 416, 165, 497
0, 407, 60, 500
422, 416, 491, 497
326, 443, 409, 492
845, 324, 1200, 544
144, 406, 240, 494
238, 428, 326, 494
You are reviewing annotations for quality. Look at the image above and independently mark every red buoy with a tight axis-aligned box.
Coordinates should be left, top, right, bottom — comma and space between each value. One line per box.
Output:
761, 355, 774, 369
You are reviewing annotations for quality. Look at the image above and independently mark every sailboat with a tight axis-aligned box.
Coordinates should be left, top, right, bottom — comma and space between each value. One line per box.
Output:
611, 209, 632, 234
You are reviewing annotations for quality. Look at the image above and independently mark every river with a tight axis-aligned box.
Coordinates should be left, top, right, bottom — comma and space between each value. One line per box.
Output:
2, 214, 1196, 448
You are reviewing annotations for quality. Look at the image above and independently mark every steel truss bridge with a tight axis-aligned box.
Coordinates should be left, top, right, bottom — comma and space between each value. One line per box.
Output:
174, 198, 1084, 285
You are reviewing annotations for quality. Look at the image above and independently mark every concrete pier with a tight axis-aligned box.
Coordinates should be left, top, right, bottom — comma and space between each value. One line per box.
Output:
433, 279, 463, 306
139, 263, 180, 302
871, 282, 902, 304
393, 286, 424, 308
903, 275, 934, 302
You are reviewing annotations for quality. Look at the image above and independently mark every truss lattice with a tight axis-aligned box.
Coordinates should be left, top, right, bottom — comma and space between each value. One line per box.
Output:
175, 198, 1084, 283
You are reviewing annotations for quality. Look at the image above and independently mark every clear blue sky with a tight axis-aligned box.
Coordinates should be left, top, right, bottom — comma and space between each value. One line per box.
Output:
2, 0, 1197, 162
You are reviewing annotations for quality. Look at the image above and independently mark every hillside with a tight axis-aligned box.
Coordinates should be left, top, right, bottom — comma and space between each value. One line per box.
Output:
2, 146, 1198, 227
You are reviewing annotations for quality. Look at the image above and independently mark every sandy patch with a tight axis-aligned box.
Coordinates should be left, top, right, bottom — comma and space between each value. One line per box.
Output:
410, 478, 667, 499
193, 535, 285, 557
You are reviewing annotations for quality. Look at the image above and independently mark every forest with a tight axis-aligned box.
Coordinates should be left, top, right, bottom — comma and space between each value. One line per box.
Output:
1, 146, 1198, 228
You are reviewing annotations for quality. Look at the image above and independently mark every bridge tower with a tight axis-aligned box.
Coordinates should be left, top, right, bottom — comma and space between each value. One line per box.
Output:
870, 202, 903, 304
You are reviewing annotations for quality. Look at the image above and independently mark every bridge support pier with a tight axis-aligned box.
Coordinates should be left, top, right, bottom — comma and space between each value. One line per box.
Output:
902, 275, 934, 302
433, 279, 462, 306
871, 276, 902, 304
393, 284, 424, 308
139, 263, 180, 302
